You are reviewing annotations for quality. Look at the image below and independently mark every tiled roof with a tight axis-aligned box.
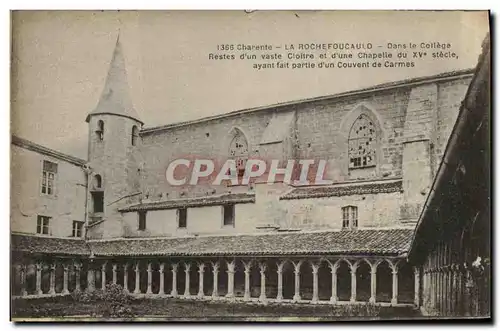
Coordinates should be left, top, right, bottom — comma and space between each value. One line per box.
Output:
280, 180, 403, 200
119, 193, 255, 212
88, 228, 414, 257
11, 234, 90, 256
11, 135, 86, 166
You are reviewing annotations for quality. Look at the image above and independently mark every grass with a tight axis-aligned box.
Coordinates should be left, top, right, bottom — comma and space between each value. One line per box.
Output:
12, 296, 421, 321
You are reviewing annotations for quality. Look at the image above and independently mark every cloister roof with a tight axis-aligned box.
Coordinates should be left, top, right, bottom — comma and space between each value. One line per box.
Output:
119, 192, 255, 212
88, 228, 413, 257
11, 228, 414, 258
11, 234, 90, 256
280, 180, 403, 200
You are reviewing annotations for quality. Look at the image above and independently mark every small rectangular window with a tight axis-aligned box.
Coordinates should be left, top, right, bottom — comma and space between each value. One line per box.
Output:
178, 208, 187, 228
36, 215, 51, 235
72, 221, 84, 237
223, 205, 235, 226
342, 206, 358, 229
138, 211, 147, 230
41, 161, 58, 195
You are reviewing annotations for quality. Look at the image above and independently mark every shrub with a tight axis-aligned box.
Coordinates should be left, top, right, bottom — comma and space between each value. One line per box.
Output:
71, 284, 135, 318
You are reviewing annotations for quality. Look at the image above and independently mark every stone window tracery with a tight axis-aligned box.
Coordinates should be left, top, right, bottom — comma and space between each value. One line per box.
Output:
229, 131, 249, 178
348, 115, 377, 169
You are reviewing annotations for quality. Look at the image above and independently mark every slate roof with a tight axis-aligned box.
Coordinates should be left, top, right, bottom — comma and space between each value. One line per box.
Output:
11, 234, 90, 256
119, 193, 255, 212
280, 180, 403, 200
88, 228, 414, 257
86, 36, 142, 124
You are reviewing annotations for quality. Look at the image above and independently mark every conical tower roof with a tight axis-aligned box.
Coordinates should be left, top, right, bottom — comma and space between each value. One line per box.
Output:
86, 35, 143, 124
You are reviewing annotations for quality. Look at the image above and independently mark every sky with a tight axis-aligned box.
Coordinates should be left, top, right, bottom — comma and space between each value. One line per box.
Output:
11, 10, 489, 159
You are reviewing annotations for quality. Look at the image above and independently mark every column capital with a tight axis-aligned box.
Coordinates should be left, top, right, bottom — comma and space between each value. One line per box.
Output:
50, 263, 56, 271
123, 263, 129, 271
276, 261, 285, 273
63, 264, 70, 272
101, 263, 107, 271
35, 262, 43, 271
172, 263, 178, 272
311, 262, 320, 274
184, 262, 191, 273
198, 262, 205, 273
212, 261, 219, 273
159, 263, 165, 272
259, 262, 267, 273
243, 260, 252, 273
134, 263, 140, 272
226, 260, 235, 273
75, 263, 82, 271
112, 264, 118, 271
147, 263, 152, 272
293, 260, 303, 274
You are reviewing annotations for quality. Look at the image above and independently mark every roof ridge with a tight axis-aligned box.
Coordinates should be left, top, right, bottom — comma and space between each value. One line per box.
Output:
11, 135, 87, 166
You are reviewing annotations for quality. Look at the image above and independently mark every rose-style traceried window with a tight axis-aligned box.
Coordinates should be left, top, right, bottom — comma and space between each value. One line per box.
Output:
229, 132, 249, 177
348, 114, 377, 169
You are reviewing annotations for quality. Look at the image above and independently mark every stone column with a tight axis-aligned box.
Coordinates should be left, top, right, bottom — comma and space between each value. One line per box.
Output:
36, 263, 43, 295
123, 263, 129, 293
75, 263, 81, 292
183, 262, 191, 297
146, 262, 153, 295
63, 264, 70, 295
259, 262, 267, 302
112, 264, 118, 285
243, 261, 251, 301
226, 260, 235, 299
370, 264, 377, 303
49, 263, 56, 295
20, 264, 27, 296
212, 262, 219, 298
391, 267, 399, 305
414, 266, 420, 307
451, 265, 458, 315
276, 261, 284, 302
87, 263, 95, 292
311, 263, 319, 303
171, 263, 178, 297
350, 264, 357, 303
198, 262, 205, 298
159, 263, 165, 296
329, 263, 338, 304
293, 261, 302, 302
133, 262, 141, 294
101, 262, 107, 290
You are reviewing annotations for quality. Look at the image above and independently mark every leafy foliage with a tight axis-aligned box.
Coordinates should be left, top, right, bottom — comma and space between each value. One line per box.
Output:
71, 284, 135, 318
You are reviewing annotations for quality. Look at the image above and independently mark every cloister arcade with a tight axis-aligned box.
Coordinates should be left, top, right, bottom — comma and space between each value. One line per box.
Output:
12, 255, 418, 306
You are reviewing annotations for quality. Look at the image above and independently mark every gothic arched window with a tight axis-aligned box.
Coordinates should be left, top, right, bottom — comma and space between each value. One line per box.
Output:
229, 131, 249, 177
348, 114, 377, 169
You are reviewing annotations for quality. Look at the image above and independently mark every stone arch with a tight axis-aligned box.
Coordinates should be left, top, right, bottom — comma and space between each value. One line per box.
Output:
317, 259, 332, 301
299, 260, 313, 300
376, 259, 393, 302
336, 259, 351, 301
234, 259, 248, 298
398, 260, 415, 304
281, 259, 295, 300
356, 259, 371, 302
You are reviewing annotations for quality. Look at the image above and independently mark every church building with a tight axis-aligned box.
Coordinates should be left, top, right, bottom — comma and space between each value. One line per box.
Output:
11, 35, 476, 309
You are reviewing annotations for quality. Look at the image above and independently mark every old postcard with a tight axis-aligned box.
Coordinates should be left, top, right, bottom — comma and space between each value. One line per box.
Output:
10, 10, 491, 322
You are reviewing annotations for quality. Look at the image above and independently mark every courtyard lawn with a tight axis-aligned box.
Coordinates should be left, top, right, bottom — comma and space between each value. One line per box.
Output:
12, 296, 421, 321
